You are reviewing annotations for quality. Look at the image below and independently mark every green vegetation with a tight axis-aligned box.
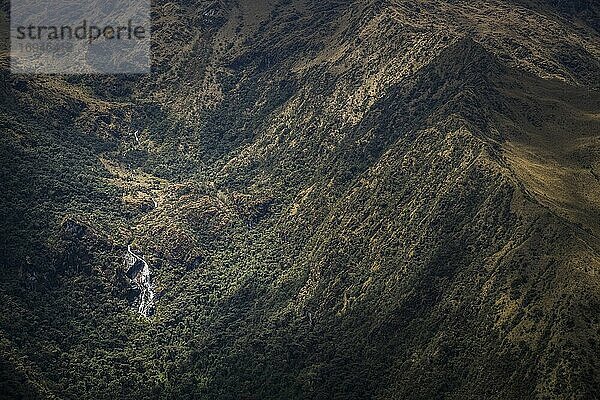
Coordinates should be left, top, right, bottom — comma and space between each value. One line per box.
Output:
1, 1, 599, 399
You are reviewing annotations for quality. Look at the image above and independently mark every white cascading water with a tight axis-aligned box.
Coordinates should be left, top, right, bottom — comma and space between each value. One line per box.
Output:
126, 245, 155, 317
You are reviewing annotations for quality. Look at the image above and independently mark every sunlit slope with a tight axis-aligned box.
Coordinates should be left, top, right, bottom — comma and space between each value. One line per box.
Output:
500, 73, 600, 236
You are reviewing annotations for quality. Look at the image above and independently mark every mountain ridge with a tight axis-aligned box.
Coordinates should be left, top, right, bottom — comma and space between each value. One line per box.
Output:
1, 1, 600, 399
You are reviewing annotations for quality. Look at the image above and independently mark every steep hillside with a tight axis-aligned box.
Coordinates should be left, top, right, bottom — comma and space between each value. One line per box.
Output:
1, 0, 599, 399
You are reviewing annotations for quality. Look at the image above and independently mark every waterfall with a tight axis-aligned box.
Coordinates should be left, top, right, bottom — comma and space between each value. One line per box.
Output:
125, 245, 155, 317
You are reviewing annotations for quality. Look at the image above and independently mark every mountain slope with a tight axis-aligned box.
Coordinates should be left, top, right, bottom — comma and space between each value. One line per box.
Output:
1, 1, 599, 399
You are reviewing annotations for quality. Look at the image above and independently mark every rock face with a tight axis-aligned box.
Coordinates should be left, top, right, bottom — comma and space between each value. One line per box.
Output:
125, 245, 155, 318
